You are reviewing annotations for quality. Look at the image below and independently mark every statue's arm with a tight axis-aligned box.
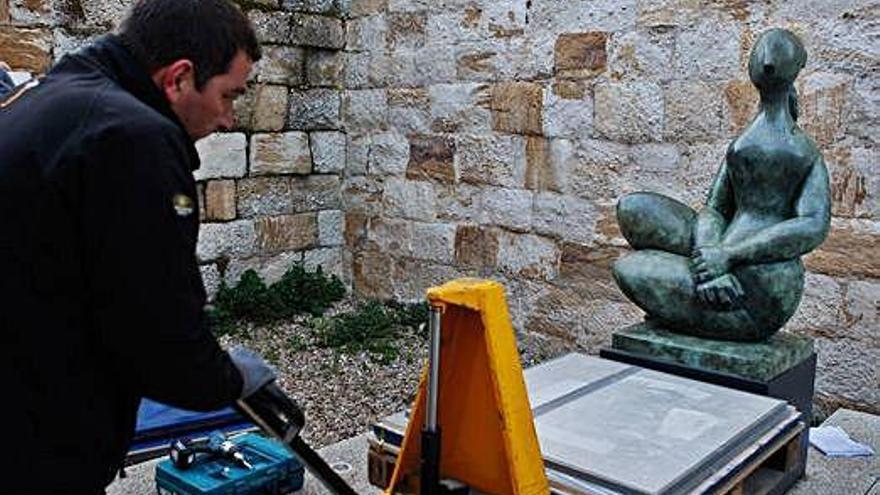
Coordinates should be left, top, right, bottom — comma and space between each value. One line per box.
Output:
694, 160, 734, 247
726, 156, 831, 265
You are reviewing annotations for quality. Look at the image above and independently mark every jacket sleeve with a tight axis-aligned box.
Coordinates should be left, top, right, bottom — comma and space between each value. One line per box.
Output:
79, 117, 243, 411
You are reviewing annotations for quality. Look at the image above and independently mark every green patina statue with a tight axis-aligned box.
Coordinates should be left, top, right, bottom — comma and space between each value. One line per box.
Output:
613, 29, 831, 342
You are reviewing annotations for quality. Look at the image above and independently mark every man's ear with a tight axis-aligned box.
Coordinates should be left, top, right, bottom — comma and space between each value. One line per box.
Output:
153, 59, 195, 104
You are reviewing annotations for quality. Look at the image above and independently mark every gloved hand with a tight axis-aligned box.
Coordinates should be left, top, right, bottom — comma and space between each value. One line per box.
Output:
229, 346, 276, 399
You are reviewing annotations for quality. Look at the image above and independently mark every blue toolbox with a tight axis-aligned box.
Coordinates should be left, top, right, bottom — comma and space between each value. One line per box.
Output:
155, 433, 304, 494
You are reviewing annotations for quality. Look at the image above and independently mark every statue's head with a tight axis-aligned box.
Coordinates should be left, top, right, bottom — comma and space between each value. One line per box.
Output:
748, 29, 807, 91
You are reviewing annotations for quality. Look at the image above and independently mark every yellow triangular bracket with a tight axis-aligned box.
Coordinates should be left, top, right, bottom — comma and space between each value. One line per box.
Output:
384, 278, 549, 495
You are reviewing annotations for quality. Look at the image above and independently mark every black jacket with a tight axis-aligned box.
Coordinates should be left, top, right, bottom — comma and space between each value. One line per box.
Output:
0, 36, 243, 493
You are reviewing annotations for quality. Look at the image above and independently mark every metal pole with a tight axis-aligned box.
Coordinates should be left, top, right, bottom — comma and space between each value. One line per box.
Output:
426, 305, 442, 432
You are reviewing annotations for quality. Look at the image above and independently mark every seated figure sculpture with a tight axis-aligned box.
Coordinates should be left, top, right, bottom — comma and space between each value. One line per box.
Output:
613, 29, 831, 342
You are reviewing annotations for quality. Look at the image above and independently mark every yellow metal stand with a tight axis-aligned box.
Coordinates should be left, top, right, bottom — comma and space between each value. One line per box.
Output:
384, 279, 549, 495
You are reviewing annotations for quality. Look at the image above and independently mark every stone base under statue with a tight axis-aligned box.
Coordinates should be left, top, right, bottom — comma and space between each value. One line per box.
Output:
600, 323, 816, 495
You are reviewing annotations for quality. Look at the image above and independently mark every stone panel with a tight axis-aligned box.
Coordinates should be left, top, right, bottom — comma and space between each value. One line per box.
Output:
455, 134, 526, 188
543, 83, 594, 138
346, 14, 386, 51
342, 176, 384, 215
723, 79, 759, 135
291, 175, 342, 211
303, 247, 345, 281
664, 81, 724, 142
489, 81, 544, 135
317, 209, 344, 246
388, 87, 431, 134
562, 138, 630, 201
290, 89, 341, 130
386, 11, 426, 50
255, 46, 305, 86
195, 133, 248, 181
558, 242, 630, 301
844, 279, 880, 343
0, 26, 52, 73
607, 30, 675, 82
495, 231, 559, 280
204, 180, 237, 222
249, 10, 292, 44
554, 32, 607, 79
197, 220, 257, 262
826, 143, 878, 219
255, 213, 319, 254
479, 187, 532, 232
406, 134, 456, 183
306, 49, 343, 87
410, 221, 456, 263
594, 82, 665, 143
429, 83, 492, 133
200, 264, 222, 300
435, 183, 481, 223
289, 13, 344, 49
252, 85, 289, 132
345, 134, 370, 176
310, 131, 346, 173
785, 272, 845, 336
814, 337, 880, 413
674, 20, 741, 80
805, 219, 880, 279
282, 0, 339, 14
224, 252, 303, 286
237, 177, 293, 218
382, 177, 436, 221
533, 193, 599, 245
367, 131, 409, 175
250, 132, 312, 176
342, 89, 388, 132
454, 224, 498, 270
798, 71, 851, 148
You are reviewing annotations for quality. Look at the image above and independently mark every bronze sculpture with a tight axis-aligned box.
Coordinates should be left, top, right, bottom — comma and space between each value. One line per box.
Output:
613, 29, 831, 342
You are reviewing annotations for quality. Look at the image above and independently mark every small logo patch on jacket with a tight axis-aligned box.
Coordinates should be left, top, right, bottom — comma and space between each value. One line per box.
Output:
172, 194, 194, 217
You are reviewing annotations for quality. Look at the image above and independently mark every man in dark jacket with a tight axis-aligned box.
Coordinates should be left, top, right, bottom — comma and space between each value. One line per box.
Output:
0, 1, 275, 492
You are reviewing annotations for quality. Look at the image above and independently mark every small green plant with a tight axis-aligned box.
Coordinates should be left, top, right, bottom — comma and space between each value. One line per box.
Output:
207, 264, 346, 335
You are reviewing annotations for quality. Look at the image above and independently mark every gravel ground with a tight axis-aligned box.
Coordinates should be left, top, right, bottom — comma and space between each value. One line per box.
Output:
217, 296, 574, 448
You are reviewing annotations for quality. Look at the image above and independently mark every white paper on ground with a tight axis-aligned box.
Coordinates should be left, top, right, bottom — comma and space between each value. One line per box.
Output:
809, 425, 875, 457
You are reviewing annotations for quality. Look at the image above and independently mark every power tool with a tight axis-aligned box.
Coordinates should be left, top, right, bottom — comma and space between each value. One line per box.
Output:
169, 432, 253, 470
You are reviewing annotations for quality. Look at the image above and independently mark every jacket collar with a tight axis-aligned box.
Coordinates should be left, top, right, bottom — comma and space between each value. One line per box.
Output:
55, 35, 201, 171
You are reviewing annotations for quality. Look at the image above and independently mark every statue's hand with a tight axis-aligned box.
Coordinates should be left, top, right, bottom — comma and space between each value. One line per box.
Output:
696, 273, 745, 311
692, 245, 733, 283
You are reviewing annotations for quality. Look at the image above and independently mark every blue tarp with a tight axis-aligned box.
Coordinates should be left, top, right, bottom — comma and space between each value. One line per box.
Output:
127, 399, 253, 464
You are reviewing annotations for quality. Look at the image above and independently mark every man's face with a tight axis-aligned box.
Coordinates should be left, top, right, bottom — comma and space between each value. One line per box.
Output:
171, 50, 252, 140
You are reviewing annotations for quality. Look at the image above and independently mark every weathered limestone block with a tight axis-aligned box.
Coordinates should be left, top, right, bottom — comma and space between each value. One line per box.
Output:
435, 183, 481, 223
674, 20, 741, 80
620, 143, 683, 199
291, 175, 342, 211
237, 177, 293, 218
0, 26, 52, 73
560, 138, 629, 200
289, 13, 344, 49
454, 224, 498, 269
554, 32, 607, 79
723, 80, 759, 134
200, 264, 222, 300
406, 134, 456, 183
342, 89, 388, 132
317, 209, 344, 246
367, 131, 409, 175
664, 81, 723, 142
388, 87, 431, 134
304, 247, 346, 281
290, 88, 341, 130
797, 71, 851, 148
197, 220, 257, 262
250, 132, 312, 176
255, 46, 305, 86
348, 0, 386, 17
204, 180, 237, 222
496, 231, 559, 281
815, 337, 880, 413
455, 134, 526, 188
248, 10, 292, 44
386, 11, 426, 50
543, 83, 593, 138
382, 177, 436, 221
845, 279, 880, 343
489, 81, 544, 135
255, 213, 318, 253
607, 30, 674, 82
805, 218, 880, 279
594, 82, 665, 143
252, 85, 289, 132
342, 176, 384, 215
558, 242, 629, 301
195, 133, 248, 181
345, 134, 370, 176
307, 49, 343, 87
524, 137, 567, 193
283, 0, 343, 16
785, 272, 845, 334
410, 221, 456, 263
345, 13, 386, 51
429, 83, 491, 133
529, 0, 637, 36
224, 251, 303, 286
826, 143, 878, 219
479, 187, 532, 232
533, 192, 599, 245
309, 131, 346, 173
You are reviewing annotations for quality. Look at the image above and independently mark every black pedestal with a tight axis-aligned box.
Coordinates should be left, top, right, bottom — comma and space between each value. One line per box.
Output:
600, 347, 816, 495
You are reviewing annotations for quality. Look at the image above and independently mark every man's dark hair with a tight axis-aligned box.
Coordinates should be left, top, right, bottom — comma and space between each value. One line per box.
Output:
118, 0, 261, 90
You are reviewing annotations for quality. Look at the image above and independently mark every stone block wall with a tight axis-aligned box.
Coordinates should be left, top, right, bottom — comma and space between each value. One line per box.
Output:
0, 0, 876, 415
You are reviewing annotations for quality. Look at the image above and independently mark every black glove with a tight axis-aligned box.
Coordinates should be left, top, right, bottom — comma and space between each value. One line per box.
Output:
228, 346, 276, 399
